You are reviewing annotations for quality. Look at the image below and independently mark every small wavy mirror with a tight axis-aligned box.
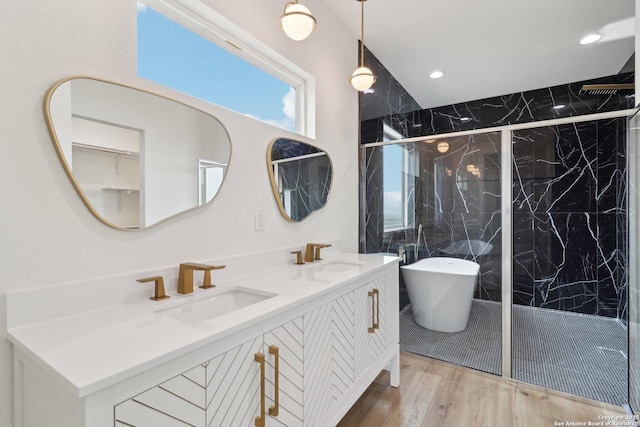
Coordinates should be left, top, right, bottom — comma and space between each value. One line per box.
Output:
267, 138, 333, 222
45, 77, 231, 230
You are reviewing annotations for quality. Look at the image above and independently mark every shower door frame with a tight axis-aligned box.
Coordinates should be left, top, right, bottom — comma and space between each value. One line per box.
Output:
360, 108, 635, 385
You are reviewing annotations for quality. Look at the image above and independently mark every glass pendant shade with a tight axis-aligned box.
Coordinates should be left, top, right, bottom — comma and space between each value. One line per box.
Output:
350, 66, 376, 91
279, 2, 317, 41
351, 0, 376, 92
437, 142, 450, 153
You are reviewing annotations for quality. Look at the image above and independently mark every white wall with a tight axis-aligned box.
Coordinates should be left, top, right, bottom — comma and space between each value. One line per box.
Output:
0, 0, 359, 424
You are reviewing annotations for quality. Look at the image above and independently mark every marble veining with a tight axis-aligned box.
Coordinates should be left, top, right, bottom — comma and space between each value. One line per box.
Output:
270, 138, 332, 221
363, 132, 503, 302
512, 119, 627, 319
360, 41, 633, 144
359, 43, 629, 319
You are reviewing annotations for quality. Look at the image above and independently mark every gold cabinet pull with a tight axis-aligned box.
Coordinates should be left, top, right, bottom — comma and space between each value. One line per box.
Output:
268, 345, 279, 417
255, 352, 265, 427
373, 288, 380, 330
368, 291, 375, 333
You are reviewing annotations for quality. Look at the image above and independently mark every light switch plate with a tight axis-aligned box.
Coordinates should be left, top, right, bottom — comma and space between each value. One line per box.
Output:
255, 208, 265, 231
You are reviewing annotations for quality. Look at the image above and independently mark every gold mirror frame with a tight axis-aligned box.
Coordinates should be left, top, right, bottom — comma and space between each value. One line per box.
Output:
267, 137, 333, 222
44, 76, 232, 231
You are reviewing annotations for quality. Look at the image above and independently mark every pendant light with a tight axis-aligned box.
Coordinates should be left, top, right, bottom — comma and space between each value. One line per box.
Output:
279, 1, 317, 41
437, 141, 450, 153
350, 0, 376, 91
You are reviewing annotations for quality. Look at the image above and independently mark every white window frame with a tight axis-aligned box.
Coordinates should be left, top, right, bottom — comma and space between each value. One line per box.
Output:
138, 0, 316, 138
382, 124, 416, 232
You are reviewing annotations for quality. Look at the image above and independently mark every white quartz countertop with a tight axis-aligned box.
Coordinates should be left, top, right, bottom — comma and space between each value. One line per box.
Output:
7, 252, 399, 398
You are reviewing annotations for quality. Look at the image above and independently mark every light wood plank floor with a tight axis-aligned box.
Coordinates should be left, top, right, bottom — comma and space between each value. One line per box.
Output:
338, 352, 626, 427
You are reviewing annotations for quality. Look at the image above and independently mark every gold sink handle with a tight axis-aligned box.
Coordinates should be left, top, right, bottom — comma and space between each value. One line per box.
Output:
290, 251, 305, 265
304, 243, 332, 262
314, 243, 332, 261
200, 265, 226, 289
137, 276, 169, 301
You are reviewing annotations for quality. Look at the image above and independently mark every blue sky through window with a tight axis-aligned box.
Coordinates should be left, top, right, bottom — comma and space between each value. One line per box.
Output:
383, 145, 403, 227
137, 4, 296, 132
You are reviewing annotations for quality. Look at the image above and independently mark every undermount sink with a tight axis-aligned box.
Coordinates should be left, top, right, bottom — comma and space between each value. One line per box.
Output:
312, 260, 365, 273
157, 287, 277, 323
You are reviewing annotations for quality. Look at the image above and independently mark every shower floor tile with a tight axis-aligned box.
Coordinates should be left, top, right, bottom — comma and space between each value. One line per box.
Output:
399, 299, 628, 406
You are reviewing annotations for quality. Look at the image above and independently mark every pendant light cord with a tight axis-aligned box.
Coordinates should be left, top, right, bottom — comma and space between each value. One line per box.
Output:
360, 0, 365, 68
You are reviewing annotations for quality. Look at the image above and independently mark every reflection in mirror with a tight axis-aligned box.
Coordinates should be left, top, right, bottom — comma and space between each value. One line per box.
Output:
267, 138, 332, 222
45, 77, 231, 230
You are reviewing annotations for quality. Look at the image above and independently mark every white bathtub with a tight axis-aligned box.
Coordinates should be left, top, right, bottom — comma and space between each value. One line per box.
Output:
401, 257, 480, 333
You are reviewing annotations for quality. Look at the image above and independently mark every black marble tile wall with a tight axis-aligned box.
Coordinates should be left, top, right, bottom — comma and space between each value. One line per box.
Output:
360, 42, 633, 144
360, 44, 421, 145
362, 133, 503, 303
512, 118, 627, 318
358, 44, 630, 319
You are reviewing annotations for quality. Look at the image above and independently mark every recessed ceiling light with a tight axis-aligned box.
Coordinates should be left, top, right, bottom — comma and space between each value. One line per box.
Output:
553, 104, 565, 110
429, 70, 445, 79
579, 34, 602, 45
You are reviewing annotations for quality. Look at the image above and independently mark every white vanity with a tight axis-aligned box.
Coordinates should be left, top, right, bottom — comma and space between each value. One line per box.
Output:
6, 247, 400, 427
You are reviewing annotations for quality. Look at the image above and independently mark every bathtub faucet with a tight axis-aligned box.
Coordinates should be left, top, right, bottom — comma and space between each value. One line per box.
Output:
398, 246, 406, 263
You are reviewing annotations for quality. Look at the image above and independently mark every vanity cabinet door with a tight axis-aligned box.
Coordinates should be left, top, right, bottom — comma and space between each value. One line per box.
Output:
263, 318, 304, 427
205, 337, 264, 427
114, 363, 208, 427
303, 293, 356, 427
353, 273, 394, 379
114, 337, 264, 427
382, 269, 400, 349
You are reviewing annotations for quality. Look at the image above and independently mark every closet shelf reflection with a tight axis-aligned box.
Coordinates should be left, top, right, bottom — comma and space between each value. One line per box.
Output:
101, 187, 139, 212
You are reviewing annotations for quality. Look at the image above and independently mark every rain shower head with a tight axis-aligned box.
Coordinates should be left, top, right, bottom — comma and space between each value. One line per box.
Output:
578, 83, 634, 95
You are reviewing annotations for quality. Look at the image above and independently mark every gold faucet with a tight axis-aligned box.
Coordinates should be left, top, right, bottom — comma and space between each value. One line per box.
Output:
178, 263, 226, 294
304, 243, 332, 263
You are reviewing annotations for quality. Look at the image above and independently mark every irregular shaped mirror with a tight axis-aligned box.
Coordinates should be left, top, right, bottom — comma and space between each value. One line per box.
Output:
267, 138, 332, 222
45, 77, 231, 230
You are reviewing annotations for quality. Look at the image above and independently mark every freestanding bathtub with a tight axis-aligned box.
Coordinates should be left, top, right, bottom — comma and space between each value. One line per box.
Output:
401, 257, 480, 333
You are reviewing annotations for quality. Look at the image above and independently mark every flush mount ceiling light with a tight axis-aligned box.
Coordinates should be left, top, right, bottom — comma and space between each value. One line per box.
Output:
579, 33, 602, 45
279, 1, 317, 41
350, 0, 376, 91
429, 70, 445, 79
437, 141, 450, 153
466, 164, 475, 172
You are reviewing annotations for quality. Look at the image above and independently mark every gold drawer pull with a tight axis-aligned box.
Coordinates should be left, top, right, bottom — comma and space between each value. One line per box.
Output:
373, 288, 380, 330
269, 345, 279, 417
368, 291, 375, 333
255, 352, 265, 427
